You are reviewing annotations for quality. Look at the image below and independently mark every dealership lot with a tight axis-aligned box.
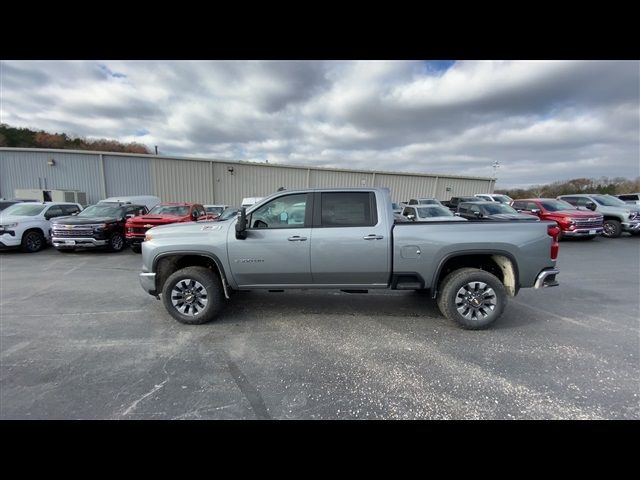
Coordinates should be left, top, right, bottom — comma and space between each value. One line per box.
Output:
0, 236, 638, 419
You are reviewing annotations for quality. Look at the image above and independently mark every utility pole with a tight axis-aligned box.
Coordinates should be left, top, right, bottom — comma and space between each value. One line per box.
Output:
155, 145, 158, 155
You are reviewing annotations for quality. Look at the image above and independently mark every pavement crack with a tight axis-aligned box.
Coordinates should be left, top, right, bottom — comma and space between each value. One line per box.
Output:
227, 360, 271, 420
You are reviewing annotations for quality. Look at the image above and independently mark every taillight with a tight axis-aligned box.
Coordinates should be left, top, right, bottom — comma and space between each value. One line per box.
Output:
547, 225, 560, 260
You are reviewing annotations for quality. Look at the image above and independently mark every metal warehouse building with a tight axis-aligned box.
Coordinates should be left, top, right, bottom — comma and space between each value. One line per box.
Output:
0, 148, 495, 206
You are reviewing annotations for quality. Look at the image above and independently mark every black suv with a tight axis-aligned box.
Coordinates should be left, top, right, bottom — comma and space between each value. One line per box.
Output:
50, 202, 148, 252
457, 201, 539, 221
446, 196, 484, 212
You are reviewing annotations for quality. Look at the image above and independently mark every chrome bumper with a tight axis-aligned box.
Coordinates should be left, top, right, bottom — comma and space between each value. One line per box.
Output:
534, 269, 560, 289
622, 221, 640, 232
139, 272, 157, 295
562, 228, 603, 237
52, 237, 108, 247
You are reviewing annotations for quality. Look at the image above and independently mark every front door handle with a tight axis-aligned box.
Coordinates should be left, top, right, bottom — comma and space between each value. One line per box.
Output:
363, 234, 384, 240
288, 235, 307, 241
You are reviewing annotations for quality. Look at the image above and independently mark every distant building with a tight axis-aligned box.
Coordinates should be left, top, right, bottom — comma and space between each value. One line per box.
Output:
0, 148, 495, 205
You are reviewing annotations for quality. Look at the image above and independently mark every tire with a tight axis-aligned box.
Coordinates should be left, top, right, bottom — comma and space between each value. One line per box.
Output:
130, 243, 141, 253
161, 266, 225, 325
107, 232, 125, 252
436, 268, 507, 330
602, 219, 622, 238
21, 229, 45, 253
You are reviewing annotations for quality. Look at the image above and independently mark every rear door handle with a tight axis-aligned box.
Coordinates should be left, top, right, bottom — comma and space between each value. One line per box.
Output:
363, 234, 384, 240
288, 235, 307, 241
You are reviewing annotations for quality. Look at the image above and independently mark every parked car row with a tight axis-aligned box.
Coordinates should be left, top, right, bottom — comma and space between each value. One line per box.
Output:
393, 193, 639, 240
0, 194, 243, 254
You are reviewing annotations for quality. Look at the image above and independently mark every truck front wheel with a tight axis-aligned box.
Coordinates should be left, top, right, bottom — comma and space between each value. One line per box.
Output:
437, 268, 507, 330
602, 219, 622, 238
161, 266, 224, 325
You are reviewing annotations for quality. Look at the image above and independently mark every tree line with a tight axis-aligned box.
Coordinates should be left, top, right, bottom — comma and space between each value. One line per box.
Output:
0, 124, 150, 154
496, 176, 640, 198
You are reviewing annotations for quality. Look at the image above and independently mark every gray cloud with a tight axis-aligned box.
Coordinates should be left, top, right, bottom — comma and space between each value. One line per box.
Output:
1, 60, 638, 189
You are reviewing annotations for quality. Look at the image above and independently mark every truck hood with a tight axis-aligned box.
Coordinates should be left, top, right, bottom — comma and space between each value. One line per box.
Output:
486, 213, 539, 221
51, 215, 120, 225
127, 214, 185, 225
146, 220, 230, 237
545, 210, 603, 219
0, 214, 40, 224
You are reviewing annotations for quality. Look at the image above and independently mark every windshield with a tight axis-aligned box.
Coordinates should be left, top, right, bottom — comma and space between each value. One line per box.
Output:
418, 199, 440, 205
78, 204, 124, 218
416, 206, 453, 218
218, 208, 239, 221
539, 200, 576, 212
149, 205, 190, 216
482, 203, 518, 215
593, 195, 627, 207
206, 206, 225, 215
492, 195, 513, 203
1, 203, 46, 216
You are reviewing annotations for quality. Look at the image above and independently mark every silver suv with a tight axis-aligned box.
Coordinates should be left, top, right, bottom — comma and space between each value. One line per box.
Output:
557, 194, 640, 238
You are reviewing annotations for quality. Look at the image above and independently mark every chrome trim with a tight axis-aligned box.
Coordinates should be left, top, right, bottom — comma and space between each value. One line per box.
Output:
52, 237, 108, 247
534, 269, 560, 289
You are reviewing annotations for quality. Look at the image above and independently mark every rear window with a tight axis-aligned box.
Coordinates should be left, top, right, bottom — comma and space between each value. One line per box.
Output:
320, 192, 376, 227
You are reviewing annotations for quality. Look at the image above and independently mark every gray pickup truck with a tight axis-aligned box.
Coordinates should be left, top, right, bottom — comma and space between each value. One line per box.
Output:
139, 188, 560, 329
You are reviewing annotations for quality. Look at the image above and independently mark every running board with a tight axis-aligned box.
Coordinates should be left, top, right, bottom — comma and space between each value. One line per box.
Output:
340, 289, 369, 294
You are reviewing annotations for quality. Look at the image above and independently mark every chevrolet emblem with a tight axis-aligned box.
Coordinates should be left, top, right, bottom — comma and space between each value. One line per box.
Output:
65, 225, 73, 229
144, 224, 153, 228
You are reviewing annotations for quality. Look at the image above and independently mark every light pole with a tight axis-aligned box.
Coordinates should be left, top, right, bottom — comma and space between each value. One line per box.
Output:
492, 160, 501, 178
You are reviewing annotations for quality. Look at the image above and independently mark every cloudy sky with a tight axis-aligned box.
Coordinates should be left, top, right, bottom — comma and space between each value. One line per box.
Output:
1, 60, 638, 189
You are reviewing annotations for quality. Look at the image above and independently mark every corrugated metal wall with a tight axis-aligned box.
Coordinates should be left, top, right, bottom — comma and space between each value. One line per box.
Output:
103, 154, 154, 198
435, 177, 494, 199
212, 163, 308, 204
0, 148, 494, 207
151, 158, 213, 204
0, 150, 104, 204
373, 173, 438, 203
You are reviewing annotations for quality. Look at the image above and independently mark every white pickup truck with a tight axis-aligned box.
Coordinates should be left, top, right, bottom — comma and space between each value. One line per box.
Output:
139, 188, 561, 329
0, 202, 83, 252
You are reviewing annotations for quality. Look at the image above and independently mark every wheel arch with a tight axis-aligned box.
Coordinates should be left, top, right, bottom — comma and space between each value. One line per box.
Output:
153, 250, 231, 299
431, 250, 520, 299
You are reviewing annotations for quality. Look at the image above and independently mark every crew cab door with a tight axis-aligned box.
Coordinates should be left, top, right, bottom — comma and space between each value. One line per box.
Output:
310, 191, 390, 286
227, 193, 313, 286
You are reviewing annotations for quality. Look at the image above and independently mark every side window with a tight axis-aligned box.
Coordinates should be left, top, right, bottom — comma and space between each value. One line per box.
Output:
250, 194, 307, 229
512, 201, 524, 210
575, 198, 590, 207
561, 197, 578, 206
127, 205, 146, 216
62, 205, 80, 215
526, 202, 539, 211
45, 205, 64, 218
458, 205, 468, 214
469, 205, 481, 214
320, 192, 376, 227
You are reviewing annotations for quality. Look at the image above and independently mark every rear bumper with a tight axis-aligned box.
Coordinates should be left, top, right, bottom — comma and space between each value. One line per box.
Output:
52, 237, 108, 248
534, 268, 560, 289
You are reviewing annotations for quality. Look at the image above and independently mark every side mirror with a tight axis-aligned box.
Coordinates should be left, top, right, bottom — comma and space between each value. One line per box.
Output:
454, 212, 461, 216
473, 211, 481, 217
72, 212, 79, 216
531, 209, 541, 215
125, 213, 135, 219
585, 202, 596, 211
235, 207, 247, 239
407, 214, 416, 221
192, 211, 199, 220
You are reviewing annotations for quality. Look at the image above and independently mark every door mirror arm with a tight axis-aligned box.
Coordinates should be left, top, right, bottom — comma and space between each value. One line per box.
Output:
235, 207, 248, 239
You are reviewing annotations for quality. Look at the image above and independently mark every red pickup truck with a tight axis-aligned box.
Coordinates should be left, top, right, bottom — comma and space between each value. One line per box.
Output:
511, 198, 604, 240
125, 203, 212, 252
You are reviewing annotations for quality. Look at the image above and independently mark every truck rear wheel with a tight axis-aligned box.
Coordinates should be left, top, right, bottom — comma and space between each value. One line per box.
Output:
162, 266, 224, 325
437, 268, 507, 330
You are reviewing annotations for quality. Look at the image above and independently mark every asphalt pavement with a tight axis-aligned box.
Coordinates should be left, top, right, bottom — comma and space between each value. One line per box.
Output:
1, 235, 638, 419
